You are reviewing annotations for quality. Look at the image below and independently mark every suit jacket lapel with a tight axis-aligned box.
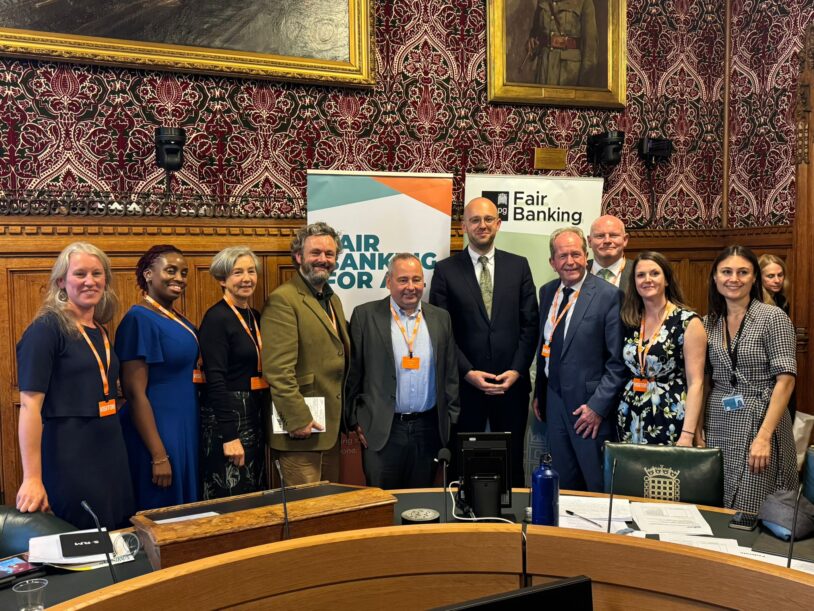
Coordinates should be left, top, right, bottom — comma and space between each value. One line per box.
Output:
423, 304, 441, 363
373, 298, 396, 371
562, 275, 597, 357
457, 249, 490, 323
490, 250, 505, 321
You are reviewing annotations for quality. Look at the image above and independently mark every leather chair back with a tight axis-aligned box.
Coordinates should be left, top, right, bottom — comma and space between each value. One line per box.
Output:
603, 442, 724, 507
0, 505, 76, 557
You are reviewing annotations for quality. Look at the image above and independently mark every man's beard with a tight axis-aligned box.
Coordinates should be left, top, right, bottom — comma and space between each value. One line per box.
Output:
302, 260, 333, 286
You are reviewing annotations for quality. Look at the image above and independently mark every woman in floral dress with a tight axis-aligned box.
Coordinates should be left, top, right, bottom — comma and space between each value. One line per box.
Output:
616, 252, 706, 445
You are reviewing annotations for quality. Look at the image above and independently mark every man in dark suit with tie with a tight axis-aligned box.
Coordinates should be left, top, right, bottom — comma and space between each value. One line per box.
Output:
430, 197, 538, 487
587, 214, 632, 291
533, 227, 626, 492
345, 254, 460, 488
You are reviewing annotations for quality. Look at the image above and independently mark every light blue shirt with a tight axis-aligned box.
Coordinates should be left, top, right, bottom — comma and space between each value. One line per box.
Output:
389, 298, 435, 413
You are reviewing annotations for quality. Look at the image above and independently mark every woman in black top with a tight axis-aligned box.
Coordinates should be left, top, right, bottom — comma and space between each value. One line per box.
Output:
199, 246, 268, 499
16, 242, 134, 529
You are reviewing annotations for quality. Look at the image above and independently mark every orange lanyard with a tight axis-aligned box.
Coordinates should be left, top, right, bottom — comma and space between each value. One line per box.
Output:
76, 321, 111, 397
143, 295, 203, 372
223, 295, 262, 372
390, 304, 422, 357
543, 287, 580, 349
637, 303, 674, 376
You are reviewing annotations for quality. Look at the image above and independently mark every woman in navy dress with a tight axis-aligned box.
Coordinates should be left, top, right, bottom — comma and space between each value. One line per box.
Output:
16, 242, 134, 529
116, 245, 201, 510
199, 246, 269, 499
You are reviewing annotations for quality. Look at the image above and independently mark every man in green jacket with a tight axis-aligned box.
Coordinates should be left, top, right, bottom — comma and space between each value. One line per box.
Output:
261, 222, 350, 485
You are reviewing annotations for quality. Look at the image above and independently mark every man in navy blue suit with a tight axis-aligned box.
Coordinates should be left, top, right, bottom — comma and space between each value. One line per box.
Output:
430, 197, 538, 486
533, 227, 625, 492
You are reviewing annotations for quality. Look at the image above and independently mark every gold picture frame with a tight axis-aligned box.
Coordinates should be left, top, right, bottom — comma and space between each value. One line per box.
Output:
488, 0, 626, 108
0, 0, 374, 87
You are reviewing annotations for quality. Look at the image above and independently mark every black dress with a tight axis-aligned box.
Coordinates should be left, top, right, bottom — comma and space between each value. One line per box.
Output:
16, 314, 135, 530
199, 300, 268, 499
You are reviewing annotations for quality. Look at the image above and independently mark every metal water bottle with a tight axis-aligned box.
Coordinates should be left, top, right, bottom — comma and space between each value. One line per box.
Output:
531, 454, 559, 526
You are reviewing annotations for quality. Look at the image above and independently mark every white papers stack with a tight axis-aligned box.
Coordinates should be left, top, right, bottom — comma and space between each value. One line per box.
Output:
558, 495, 632, 532
271, 397, 325, 434
734, 547, 814, 575
630, 502, 713, 536
28, 530, 134, 567
659, 534, 741, 554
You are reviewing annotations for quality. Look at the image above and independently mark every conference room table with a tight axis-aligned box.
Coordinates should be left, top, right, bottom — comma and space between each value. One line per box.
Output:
0, 487, 809, 609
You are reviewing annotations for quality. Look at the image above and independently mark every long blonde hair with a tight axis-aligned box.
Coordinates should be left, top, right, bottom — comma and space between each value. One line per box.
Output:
38, 242, 119, 336
757, 253, 790, 306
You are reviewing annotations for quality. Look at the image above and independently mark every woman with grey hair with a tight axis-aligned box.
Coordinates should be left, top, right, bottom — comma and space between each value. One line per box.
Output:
199, 246, 268, 498
16, 242, 134, 529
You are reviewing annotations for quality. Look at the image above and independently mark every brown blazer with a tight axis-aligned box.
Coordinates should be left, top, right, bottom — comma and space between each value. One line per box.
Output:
260, 273, 350, 452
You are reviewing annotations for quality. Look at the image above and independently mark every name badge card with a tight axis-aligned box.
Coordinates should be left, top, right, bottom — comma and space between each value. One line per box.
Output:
98, 399, 116, 418
540, 344, 551, 358
251, 376, 269, 390
632, 378, 649, 393
193, 369, 206, 384
402, 356, 420, 370
722, 394, 746, 412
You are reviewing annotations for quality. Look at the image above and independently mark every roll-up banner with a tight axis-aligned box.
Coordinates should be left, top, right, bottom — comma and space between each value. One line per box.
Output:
307, 170, 453, 485
464, 174, 603, 483
307, 170, 453, 316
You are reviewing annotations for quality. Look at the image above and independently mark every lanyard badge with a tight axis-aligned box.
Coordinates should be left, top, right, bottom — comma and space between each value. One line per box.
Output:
144, 295, 206, 383
390, 305, 422, 369
76, 321, 116, 417
223, 295, 269, 390
540, 287, 580, 358
633, 303, 674, 393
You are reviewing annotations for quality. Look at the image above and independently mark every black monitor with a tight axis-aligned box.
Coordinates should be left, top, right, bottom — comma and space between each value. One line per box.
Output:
431, 576, 593, 610
458, 431, 512, 512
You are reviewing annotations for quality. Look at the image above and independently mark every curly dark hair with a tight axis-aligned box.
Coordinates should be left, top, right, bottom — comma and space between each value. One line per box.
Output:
136, 244, 184, 292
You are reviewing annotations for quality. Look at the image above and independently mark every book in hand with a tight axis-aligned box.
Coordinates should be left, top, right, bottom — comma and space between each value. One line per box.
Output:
271, 397, 325, 434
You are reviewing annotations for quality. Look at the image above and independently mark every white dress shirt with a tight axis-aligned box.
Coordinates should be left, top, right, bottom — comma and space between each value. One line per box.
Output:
542, 272, 588, 376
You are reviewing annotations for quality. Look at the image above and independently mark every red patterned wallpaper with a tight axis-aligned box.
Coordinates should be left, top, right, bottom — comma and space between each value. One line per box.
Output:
0, 0, 807, 227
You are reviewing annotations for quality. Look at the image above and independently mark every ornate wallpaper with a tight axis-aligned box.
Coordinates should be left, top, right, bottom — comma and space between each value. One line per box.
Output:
0, 0, 808, 226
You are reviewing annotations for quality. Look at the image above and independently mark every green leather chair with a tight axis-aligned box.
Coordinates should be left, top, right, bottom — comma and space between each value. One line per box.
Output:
603, 442, 724, 507
0, 505, 76, 557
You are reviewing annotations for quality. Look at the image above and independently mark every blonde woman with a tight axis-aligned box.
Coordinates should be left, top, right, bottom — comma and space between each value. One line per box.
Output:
16, 242, 134, 529
758, 254, 790, 315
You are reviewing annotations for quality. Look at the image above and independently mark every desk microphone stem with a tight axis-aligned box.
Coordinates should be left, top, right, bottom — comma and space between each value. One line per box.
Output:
81, 500, 117, 584
274, 460, 291, 540
787, 482, 804, 569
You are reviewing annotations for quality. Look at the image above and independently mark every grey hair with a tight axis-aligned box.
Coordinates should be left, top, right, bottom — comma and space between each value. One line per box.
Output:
209, 246, 260, 282
38, 242, 119, 337
290, 222, 342, 265
386, 253, 422, 277
549, 227, 588, 258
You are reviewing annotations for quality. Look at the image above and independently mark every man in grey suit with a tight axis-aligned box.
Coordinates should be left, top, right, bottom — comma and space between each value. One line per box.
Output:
346, 254, 460, 489
533, 227, 626, 491
587, 214, 632, 291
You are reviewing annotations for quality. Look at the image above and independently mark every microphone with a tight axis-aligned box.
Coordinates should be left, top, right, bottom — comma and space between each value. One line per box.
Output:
436, 448, 452, 523
274, 460, 291, 540
786, 482, 805, 569
607, 458, 617, 533
81, 500, 117, 584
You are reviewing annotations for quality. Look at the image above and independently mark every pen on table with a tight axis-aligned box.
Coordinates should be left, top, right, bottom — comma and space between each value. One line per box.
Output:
565, 510, 603, 528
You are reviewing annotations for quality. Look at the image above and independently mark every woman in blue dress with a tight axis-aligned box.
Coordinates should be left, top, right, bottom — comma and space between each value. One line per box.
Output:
16, 242, 134, 529
116, 245, 201, 510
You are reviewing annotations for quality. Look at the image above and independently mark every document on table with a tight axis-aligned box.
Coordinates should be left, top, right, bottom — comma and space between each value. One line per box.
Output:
558, 516, 633, 533
559, 495, 633, 521
271, 397, 325, 434
630, 502, 713, 536
734, 547, 814, 575
28, 530, 134, 566
659, 534, 741, 553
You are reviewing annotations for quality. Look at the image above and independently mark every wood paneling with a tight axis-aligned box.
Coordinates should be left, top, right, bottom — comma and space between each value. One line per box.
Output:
0, 218, 801, 504
0, 218, 303, 505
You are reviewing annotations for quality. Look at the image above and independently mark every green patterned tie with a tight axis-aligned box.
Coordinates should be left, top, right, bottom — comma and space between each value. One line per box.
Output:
597, 268, 614, 282
479, 255, 493, 318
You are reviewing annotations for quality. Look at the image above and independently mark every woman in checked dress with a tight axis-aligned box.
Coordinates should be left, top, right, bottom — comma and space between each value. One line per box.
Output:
702, 246, 797, 513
